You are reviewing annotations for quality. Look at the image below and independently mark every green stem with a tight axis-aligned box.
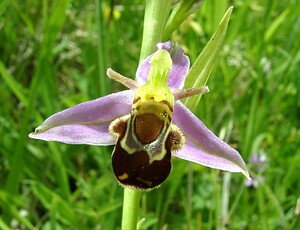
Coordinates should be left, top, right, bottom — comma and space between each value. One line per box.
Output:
95, 0, 107, 96
121, 188, 142, 230
139, 0, 171, 61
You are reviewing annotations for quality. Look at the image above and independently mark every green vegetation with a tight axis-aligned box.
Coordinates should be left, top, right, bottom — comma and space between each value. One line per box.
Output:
0, 0, 299, 229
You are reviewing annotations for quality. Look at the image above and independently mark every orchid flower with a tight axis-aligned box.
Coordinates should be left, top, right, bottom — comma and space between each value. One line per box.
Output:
29, 41, 249, 190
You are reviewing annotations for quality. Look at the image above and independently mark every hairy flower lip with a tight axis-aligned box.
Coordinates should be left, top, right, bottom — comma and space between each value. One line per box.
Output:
29, 41, 249, 179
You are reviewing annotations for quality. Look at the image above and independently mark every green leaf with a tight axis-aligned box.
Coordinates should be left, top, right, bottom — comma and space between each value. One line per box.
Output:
184, 6, 233, 112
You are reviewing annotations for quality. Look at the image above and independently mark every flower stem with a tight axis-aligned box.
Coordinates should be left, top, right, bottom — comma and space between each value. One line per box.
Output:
139, 0, 171, 61
121, 188, 142, 230
95, 0, 108, 97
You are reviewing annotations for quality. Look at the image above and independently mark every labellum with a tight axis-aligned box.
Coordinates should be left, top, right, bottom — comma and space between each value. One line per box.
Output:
108, 49, 207, 190
109, 50, 184, 190
109, 101, 184, 190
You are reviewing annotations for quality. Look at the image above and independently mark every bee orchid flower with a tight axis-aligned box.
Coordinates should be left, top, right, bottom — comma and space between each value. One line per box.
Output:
29, 41, 250, 190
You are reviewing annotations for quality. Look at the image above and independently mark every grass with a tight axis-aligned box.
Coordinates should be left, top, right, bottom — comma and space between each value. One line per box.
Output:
0, 0, 299, 229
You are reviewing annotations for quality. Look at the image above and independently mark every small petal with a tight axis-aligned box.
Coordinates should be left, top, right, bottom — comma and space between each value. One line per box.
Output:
172, 101, 250, 179
29, 90, 134, 145
107, 68, 140, 91
136, 41, 190, 89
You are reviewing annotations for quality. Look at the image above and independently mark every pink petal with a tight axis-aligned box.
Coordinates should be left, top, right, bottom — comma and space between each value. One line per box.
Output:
172, 101, 250, 179
136, 41, 190, 89
29, 90, 134, 145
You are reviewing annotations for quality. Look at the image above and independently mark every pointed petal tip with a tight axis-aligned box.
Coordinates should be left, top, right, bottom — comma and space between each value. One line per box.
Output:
173, 101, 250, 179
28, 125, 43, 139
243, 170, 251, 180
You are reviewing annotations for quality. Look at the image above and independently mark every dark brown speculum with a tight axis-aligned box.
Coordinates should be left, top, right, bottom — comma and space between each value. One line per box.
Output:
135, 113, 164, 144
109, 99, 184, 190
112, 138, 172, 190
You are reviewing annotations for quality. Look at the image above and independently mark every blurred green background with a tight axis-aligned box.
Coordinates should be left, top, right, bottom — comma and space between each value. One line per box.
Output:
0, 0, 299, 229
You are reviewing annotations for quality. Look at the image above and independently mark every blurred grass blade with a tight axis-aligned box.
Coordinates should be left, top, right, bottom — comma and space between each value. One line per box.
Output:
5, 0, 70, 196
201, 0, 228, 35
95, 0, 108, 96
163, 0, 203, 40
31, 182, 80, 227
264, 8, 290, 43
184, 6, 233, 112
0, 61, 28, 107
0, 219, 10, 230
159, 160, 186, 227
11, 1, 35, 35
0, 191, 34, 230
